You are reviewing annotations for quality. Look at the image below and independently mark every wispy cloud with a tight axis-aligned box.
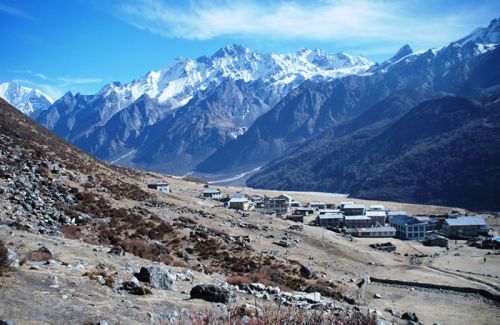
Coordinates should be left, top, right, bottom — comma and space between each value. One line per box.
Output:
0, 2, 34, 20
118, 0, 498, 49
9, 72, 104, 100
10, 69, 47, 80
57, 77, 103, 86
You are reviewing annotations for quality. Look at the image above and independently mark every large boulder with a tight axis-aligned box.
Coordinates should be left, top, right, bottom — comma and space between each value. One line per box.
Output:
135, 265, 176, 290
190, 284, 231, 303
300, 266, 315, 279
402, 312, 419, 322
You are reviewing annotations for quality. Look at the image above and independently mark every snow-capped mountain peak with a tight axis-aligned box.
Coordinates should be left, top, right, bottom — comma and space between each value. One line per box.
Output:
0, 81, 53, 115
91, 45, 375, 113
455, 18, 500, 46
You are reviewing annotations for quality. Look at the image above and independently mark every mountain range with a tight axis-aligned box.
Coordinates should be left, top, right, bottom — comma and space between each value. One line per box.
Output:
0, 81, 53, 115
33, 45, 373, 173
2, 18, 499, 209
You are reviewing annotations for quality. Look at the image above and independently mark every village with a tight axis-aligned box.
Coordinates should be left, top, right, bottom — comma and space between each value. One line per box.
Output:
146, 179, 498, 250
189, 184, 497, 250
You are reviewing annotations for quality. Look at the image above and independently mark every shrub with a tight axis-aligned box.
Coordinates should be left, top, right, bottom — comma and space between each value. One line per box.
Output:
177, 305, 376, 325
0, 239, 10, 275
61, 224, 82, 240
149, 222, 174, 240
28, 247, 53, 261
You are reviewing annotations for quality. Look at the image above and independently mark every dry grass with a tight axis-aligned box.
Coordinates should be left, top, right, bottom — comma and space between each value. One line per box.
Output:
61, 225, 82, 240
27, 247, 53, 262
0, 239, 10, 276
178, 305, 376, 325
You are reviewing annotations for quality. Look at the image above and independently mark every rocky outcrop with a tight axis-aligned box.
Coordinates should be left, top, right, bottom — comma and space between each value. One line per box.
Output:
135, 265, 176, 290
190, 284, 231, 303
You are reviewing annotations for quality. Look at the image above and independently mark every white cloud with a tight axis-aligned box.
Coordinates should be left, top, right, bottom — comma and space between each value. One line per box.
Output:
10, 69, 47, 80
117, 0, 496, 49
57, 77, 103, 85
9, 74, 104, 100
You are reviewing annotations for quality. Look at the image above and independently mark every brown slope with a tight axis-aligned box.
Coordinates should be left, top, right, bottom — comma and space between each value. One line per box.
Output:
0, 97, 325, 294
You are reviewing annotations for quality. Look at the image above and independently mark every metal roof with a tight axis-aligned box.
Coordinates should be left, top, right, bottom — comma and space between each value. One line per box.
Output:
149, 181, 169, 186
344, 215, 370, 220
229, 197, 249, 203
318, 212, 343, 219
444, 216, 486, 226
319, 209, 340, 214
342, 204, 366, 210
366, 211, 387, 217
355, 227, 396, 233
390, 215, 425, 225
369, 205, 386, 210
387, 211, 408, 216
203, 188, 220, 194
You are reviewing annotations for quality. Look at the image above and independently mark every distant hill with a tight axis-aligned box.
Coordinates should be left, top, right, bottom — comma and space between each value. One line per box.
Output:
247, 96, 500, 210
197, 22, 500, 175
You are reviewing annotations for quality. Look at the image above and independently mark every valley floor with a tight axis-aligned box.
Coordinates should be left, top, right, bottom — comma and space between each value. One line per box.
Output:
1, 174, 499, 324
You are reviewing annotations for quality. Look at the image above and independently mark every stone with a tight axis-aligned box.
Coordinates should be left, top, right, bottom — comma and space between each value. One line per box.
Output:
300, 266, 315, 279
265, 286, 280, 294
190, 284, 231, 303
108, 246, 125, 256
0, 320, 17, 325
37, 246, 54, 259
135, 265, 176, 290
7, 249, 19, 268
239, 303, 263, 317
248, 282, 266, 292
121, 280, 152, 295
303, 292, 321, 303
369, 309, 382, 318
402, 312, 419, 322
130, 286, 153, 295
385, 308, 400, 317
374, 293, 382, 299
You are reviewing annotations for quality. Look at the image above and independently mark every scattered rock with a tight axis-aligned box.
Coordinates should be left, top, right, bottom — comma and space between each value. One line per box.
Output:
385, 307, 400, 317
190, 284, 231, 303
239, 303, 263, 317
303, 292, 321, 303
0, 320, 17, 325
108, 246, 125, 256
121, 280, 152, 295
402, 312, 419, 322
248, 282, 266, 292
374, 293, 382, 299
7, 249, 19, 268
300, 266, 315, 279
135, 265, 176, 290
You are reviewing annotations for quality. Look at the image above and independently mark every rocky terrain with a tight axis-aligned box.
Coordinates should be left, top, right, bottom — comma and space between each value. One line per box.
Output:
0, 97, 499, 324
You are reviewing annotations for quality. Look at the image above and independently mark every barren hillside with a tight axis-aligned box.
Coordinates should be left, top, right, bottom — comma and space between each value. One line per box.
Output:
0, 98, 498, 324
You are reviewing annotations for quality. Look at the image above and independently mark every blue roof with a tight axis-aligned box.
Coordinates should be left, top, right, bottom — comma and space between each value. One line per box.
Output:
445, 216, 486, 226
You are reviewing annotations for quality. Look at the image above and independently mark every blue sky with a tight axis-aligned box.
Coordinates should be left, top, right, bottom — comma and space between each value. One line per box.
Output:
1, 0, 499, 99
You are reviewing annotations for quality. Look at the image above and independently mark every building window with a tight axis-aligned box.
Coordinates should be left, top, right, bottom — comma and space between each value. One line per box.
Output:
409, 233, 413, 238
